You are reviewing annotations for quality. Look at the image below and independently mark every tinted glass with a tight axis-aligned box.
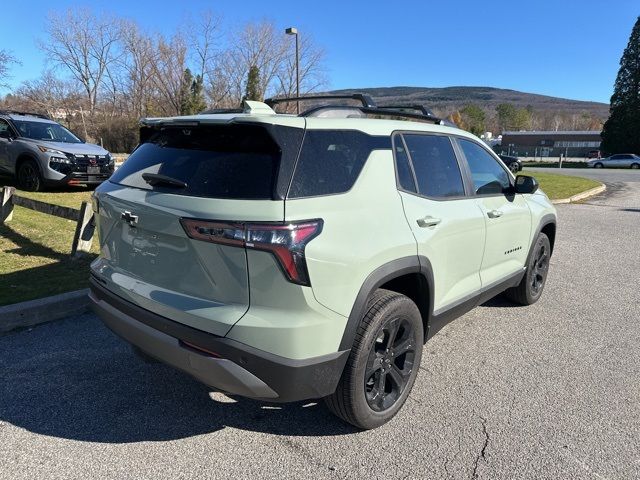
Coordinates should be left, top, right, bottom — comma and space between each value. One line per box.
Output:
12, 120, 82, 143
402, 134, 465, 198
0, 120, 10, 138
459, 139, 511, 195
110, 125, 280, 199
393, 135, 417, 192
288, 130, 390, 198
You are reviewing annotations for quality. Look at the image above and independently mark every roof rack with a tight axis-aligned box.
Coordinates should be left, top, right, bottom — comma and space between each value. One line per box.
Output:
265, 94, 377, 109
263, 94, 447, 125
377, 104, 438, 118
0, 110, 51, 120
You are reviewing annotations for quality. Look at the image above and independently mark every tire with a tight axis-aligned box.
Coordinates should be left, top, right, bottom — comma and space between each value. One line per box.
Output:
631, 163, 639, 169
594, 162, 603, 169
509, 162, 520, 174
17, 159, 43, 192
505, 233, 551, 305
325, 289, 423, 429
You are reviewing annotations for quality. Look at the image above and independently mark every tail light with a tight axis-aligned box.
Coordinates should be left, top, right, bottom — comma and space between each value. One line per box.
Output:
180, 218, 323, 286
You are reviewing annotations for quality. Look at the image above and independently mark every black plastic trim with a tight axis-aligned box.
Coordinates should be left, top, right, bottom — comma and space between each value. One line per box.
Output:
339, 256, 434, 350
528, 214, 557, 261
89, 278, 349, 402
428, 269, 524, 339
339, 257, 531, 349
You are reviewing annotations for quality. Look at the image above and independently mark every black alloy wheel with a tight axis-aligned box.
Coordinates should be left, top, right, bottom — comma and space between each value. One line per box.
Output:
365, 317, 417, 412
17, 160, 42, 192
529, 241, 549, 297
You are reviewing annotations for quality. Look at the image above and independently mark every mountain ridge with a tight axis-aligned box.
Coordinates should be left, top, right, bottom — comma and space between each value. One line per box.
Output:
326, 86, 609, 118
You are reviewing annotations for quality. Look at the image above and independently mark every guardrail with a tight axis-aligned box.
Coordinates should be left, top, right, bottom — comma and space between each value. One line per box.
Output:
0, 186, 94, 257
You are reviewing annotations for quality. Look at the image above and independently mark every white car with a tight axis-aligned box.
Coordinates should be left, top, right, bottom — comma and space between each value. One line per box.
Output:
587, 153, 640, 169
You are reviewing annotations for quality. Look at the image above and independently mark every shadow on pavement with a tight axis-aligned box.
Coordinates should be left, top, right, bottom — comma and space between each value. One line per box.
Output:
0, 315, 358, 443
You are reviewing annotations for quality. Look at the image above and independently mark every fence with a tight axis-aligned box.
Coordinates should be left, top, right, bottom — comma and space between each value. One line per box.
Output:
0, 187, 95, 257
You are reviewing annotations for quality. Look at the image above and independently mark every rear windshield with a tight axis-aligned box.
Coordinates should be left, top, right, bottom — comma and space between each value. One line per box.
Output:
109, 125, 281, 199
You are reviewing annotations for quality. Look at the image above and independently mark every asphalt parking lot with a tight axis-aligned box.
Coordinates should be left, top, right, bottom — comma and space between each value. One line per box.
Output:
1, 178, 639, 480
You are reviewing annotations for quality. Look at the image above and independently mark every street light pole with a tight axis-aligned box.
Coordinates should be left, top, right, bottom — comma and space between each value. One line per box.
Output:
285, 27, 300, 114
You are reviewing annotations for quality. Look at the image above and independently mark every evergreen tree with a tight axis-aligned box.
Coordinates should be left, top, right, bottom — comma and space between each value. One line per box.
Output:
189, 74, 207, 113
179, 68, 194, 115
460, 104, 486, 136
601, 17, 640, 154
495, 103, 517, 131
243, 65, 261, 101
179, 69, 207, 115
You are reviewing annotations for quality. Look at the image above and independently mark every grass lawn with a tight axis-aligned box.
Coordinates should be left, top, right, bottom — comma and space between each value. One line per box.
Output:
521, 171, 601, 200
0, 176, 97, 306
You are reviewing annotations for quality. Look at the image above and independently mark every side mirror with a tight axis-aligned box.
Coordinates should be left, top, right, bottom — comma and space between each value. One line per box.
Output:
514, 175, 539, 194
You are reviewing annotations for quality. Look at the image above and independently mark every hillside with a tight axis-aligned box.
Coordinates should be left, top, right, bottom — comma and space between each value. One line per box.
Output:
326, 86, 609, 118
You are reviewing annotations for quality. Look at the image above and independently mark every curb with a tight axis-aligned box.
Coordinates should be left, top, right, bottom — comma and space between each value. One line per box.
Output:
552, 184, 606, 204
0, 289, 89, 334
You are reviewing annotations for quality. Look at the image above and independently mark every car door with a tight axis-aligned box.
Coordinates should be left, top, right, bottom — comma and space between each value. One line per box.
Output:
394, 132, 485, 313
606, 154, 624, 167
618, 154, 633, 167
455, 137, 532, 288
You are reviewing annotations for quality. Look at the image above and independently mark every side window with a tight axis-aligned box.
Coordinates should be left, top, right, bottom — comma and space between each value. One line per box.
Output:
0, 120, 10, 138
393, 135, 417, 193
458, 139, 511, 195
288, 130, 390, 198
402, 134, 465, 198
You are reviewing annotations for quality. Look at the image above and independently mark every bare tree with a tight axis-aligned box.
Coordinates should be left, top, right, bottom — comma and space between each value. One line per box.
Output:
274, 33, 327, 110
119, 21, 158, 117
16, 71, 83, 120
149, 33, 189, 115
228, 21, 289, 102
41, 9, 122, 114
0, 49, 19, 88
188, 11, 223, 83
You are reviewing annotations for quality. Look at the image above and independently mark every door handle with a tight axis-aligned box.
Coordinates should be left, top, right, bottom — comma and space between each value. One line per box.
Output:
487, 209, 503, 219
417, 216, 442, 228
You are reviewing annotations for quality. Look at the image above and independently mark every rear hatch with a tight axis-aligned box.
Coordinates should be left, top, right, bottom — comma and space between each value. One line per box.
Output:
91, 119, 304, 336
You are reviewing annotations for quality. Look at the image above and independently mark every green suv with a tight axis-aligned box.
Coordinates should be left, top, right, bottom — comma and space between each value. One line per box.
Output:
89, 95, 556, 429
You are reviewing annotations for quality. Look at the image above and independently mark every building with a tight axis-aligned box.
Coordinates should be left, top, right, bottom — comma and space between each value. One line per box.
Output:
500, 131, 602, 157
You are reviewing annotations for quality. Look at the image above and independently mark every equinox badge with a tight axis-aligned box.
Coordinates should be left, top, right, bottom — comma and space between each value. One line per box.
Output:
121, 211, 138, 227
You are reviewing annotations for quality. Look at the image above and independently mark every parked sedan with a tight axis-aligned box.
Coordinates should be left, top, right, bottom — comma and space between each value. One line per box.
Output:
498, 154, 522, 173
587, 153, 640, 169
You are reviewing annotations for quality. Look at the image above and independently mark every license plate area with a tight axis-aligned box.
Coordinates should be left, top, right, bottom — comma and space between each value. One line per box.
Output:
87, 166, 100, 174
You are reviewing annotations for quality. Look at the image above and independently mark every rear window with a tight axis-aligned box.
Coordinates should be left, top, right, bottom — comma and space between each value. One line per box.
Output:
287, 130, 391, 198
109, 125, 281, 199
402, 134, 465, 198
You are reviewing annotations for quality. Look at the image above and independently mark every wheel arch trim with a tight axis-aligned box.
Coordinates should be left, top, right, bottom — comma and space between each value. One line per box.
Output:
529, 214, 557, 264
338, 255, 434, 351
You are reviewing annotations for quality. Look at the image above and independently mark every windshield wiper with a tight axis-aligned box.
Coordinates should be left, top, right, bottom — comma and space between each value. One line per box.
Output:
141, 173, 188, 189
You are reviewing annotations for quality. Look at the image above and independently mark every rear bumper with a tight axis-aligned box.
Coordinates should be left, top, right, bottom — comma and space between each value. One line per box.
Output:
89, 278, 349, 402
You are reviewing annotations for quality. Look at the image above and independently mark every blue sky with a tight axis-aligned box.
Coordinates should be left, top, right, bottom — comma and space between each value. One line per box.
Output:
2, 0, 638, 103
